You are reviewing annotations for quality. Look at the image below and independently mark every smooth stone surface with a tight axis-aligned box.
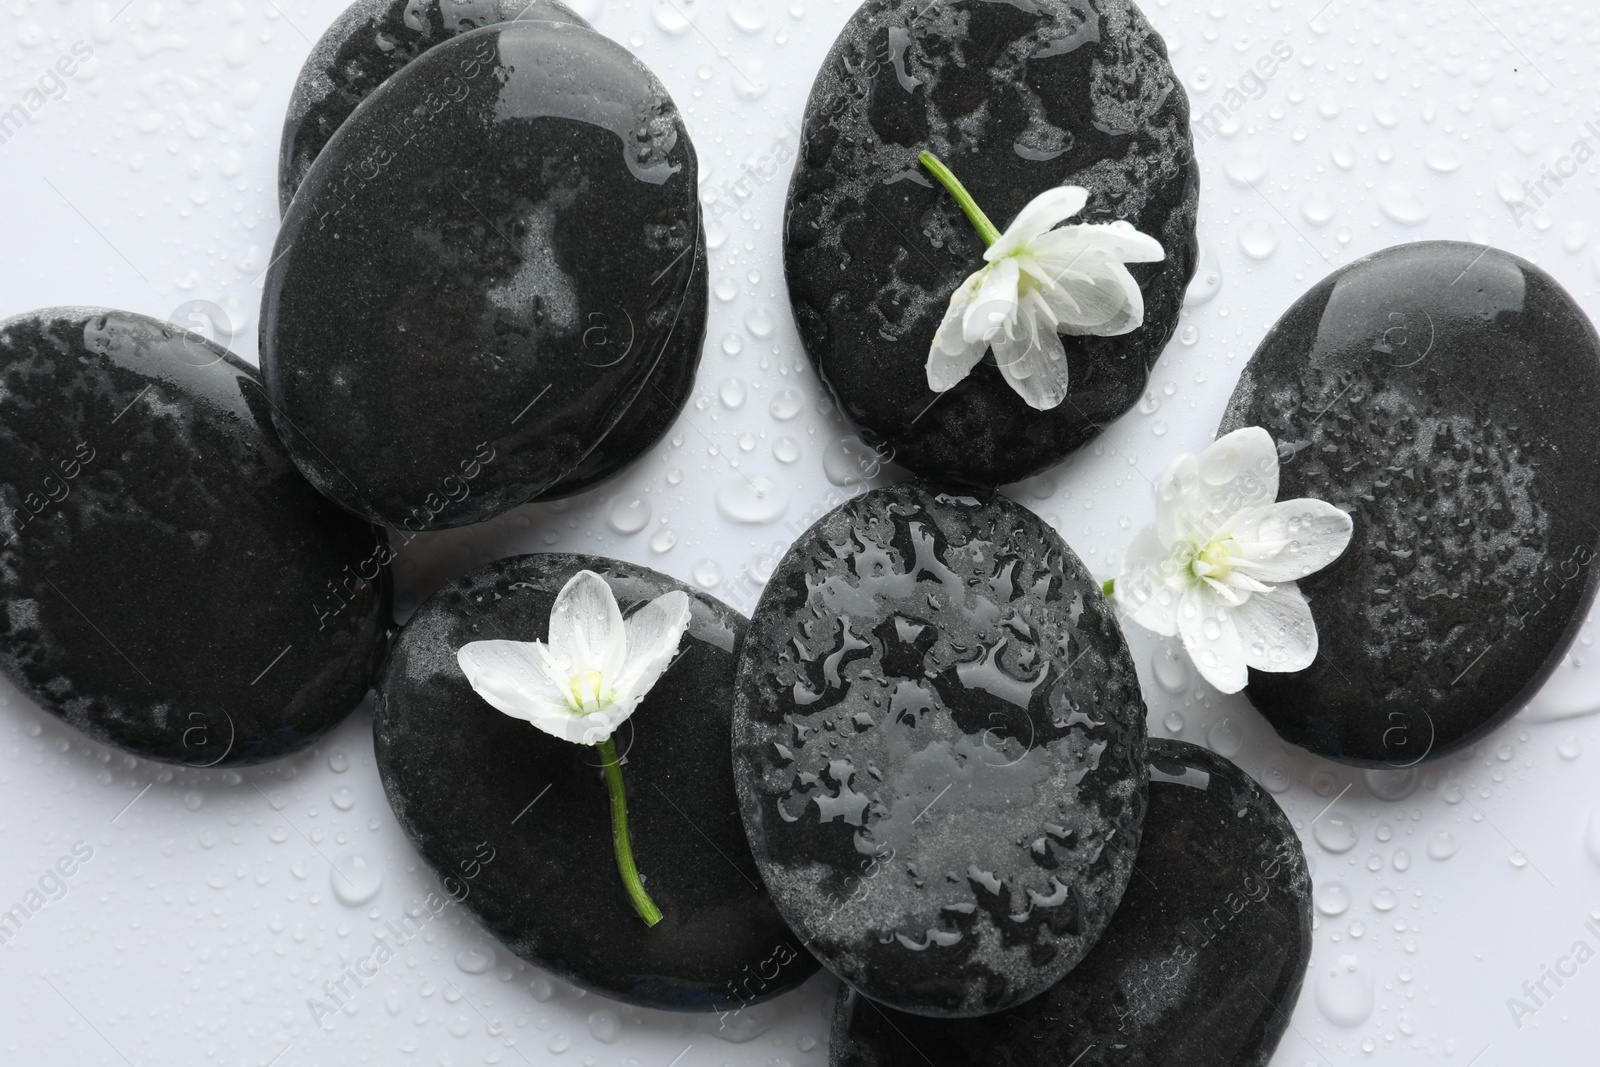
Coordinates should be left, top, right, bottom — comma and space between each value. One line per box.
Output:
830, 740, 1313, 1067
733, 483, 1148, 1017
277, 0, 699, 502
263, 21, 705, 528
784, 0, 1198, 486
0, 309, 391, 765
1220, 241, 1600, 766
375, 553, 816, 1010
277, 0, 589, 215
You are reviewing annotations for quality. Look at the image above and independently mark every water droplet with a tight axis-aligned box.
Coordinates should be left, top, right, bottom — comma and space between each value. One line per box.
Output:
1207, 717, 1243, 758
773, 437, 800, 464
587, 1009, 621, 1043
1315, 954, 1375, 1027
183, 790, 204, 811
547, 1031, 571, 1053
1163, 711, 1184, 734
1424, 142, 1461, 173
1371, 888, 1397, 912
1238, 219, 1279, 260
1364, 767, 1419, 801
650, 0, 698, 34
1427, 830, 1459, 861
649, 528, 678, 554
1259, 762, 1291, 794
1223, 146, 1268, 187
746, 305, 775, 338
1379, 184, 1430, 225
693, 559, 723, 588
1178, 323, 1199, 346
1393, 848, 1411, 871
1151, 645, 1190, 693
331, 853, 383, 906
1559, 736, 1582, 760
1183, 245, 1222, 306
714, 276, 738, 302
823, 437, 888, 487
728, 0, 768, 33
607, 496, 651, 535
715, 475, 789, 524
721, 333, 744, 357
455, 945, 495, 974
328, 750, 349, 773
719, 377, 747, 409
529, 975, 556, 1001
330, 786, 355, 812
1509, 850, 1528, 869
1300, 190, 1335, 226
1583, 811, 1600, 868
1313, 810, 1360, 854
770, 389, 803, 420
1315, 882, 1351, 916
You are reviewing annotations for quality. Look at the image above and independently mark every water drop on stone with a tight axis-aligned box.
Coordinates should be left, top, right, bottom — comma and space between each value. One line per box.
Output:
1183, 245, 1222, 306
607, 496, 651, 535
1313, 810, 1360, 854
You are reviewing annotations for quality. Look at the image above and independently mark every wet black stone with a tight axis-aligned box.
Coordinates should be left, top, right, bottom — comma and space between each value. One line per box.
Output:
830, 739, 1313, 1067
0, 309, 391, 766
732, 483, 1147, 1017
784, 0, 1198, 486
375, 553, 816, 1010
277, 0, 589, 216
1220, 241, 1600, 766
263, 21, 706, 529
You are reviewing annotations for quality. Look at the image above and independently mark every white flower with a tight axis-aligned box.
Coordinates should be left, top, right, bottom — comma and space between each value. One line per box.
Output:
457, 570, 692, 745
1114, 427, 1354, 694
928, 186, 1165, 411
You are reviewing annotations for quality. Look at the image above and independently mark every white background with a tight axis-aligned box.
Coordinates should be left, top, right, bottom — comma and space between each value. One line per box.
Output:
3, 0, 1599, 1063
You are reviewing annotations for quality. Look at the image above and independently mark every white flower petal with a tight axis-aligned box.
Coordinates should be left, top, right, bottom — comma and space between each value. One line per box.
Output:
1115, 525, 1182, 636
457, 640, 576, 728
985, 186, 1089, 260
1027, 258, 1138, 333
547, 570, 626, 681
614, 590, 693, 713
1030, 220, 1166, 268
992, 316, 1069, 411
1232, 499, 1355, 582
962, 257, 1019, 345
1232, 583, 1319, 673
928, 276, 990, 392
1176, 586, 1248, 693
1155, 428, 1281, 547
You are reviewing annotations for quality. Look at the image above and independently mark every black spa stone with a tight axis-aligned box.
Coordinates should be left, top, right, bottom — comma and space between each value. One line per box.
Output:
829, 740, 1313, 1067
783, 0, 1198, 486
277, 0, 590, 215
1220, 241, 1600, 766
0, 309, 391, 766
262, 20, 705, 529
732, 483, 1148, 1018
276, 0, 700, 503
374, 553, 817, 1010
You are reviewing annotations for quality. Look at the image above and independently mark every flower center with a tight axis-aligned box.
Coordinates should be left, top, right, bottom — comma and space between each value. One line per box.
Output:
566, 670, 611, 716
1191, 538, 1237, 582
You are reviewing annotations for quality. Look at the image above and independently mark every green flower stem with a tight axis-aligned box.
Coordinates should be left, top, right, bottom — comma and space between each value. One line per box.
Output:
918, 150, 1002, 247
597, 738, 663, 927
1101, 579, 1116, 597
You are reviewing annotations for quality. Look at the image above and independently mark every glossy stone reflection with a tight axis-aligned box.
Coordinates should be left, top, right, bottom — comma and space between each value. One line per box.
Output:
263, 21, 705, 528
0, 309, 391, 765
277, 0, 589, 215
830, 740, 1313, 1067
376, 554, 815, 1010
784, 0, 1198, 485
1221, 242, 1600, 765
733, 484, 1147, 1017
